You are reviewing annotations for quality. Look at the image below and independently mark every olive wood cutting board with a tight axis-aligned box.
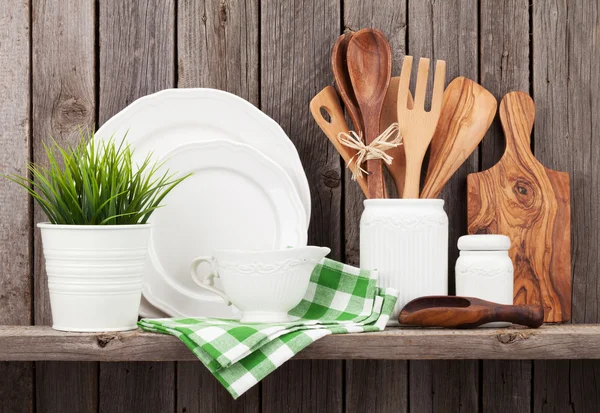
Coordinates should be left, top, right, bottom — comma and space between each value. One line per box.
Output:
467, 91, 571, 322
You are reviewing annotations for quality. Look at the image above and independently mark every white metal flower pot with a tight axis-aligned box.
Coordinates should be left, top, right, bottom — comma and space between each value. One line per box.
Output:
38, 223, 152, 332
360, 199, 449, 325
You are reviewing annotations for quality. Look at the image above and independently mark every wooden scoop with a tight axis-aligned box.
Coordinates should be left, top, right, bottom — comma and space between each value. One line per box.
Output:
347, 29, 392, 199
398, 296, 544, 328
310, 86, 369, 197
332, 32, 363, 136
420, 77, 497, 199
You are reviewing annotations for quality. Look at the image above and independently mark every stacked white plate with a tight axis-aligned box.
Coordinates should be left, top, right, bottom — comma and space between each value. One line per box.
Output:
95, 89, 310, 318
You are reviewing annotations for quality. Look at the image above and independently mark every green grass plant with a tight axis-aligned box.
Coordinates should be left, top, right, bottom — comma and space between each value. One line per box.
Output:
4, 130, 190, 225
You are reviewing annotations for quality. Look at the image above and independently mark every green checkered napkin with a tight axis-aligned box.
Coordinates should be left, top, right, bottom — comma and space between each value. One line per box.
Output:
139, 258, 398, 399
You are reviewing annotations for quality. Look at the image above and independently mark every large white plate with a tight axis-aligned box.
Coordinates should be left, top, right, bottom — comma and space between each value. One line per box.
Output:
94, 88, 311, 316
95, 88, 310, 224
135, 141, 308, 317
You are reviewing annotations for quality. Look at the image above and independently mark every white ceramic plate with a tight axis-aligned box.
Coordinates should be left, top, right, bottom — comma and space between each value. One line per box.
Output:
135, 140, 308, 317
95, 88, 311, 224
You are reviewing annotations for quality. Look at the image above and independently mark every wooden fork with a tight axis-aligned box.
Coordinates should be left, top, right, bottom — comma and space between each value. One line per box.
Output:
397, 56, 446, 198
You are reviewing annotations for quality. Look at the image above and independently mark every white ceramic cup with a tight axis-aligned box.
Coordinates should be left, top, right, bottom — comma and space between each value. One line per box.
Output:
190, 247, 330, 323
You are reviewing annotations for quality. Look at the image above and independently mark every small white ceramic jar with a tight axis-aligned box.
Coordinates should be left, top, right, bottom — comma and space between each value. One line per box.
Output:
361, 199, 449, 325
455, 234, 514, 306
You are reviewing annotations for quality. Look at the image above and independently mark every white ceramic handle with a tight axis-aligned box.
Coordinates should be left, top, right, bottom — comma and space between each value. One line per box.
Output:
190, 256, 231, 305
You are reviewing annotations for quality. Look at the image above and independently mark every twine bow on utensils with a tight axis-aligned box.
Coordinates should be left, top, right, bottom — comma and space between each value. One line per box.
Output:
337, 122, 402, 180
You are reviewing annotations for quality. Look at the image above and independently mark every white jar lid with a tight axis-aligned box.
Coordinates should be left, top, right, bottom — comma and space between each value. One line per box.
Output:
457, 234, 511, 251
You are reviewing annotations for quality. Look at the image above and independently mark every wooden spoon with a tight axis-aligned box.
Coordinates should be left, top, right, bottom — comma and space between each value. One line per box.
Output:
420, 77, 497, 199
310, 86, 369, 197
397, 56, 446, 198
380, 76, 414, 197
331, 32, 363, 136
398, 296, 544, 329
346, 29, 392, 199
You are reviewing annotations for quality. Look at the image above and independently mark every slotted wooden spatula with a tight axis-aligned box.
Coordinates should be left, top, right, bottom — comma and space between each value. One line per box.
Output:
310, 86, 369, 197
420, 77, 497, 199
467, 91, 571, 322
380, 76, 414, 197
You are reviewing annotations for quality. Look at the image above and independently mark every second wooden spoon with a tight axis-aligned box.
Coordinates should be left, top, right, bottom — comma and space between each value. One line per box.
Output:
332, 32, 363, 136
347, 28, 392, 199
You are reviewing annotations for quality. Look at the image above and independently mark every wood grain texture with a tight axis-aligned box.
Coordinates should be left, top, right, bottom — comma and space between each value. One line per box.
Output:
177, 0, 260, 410
467, 92, 571, 323
407, 1, 479, 411
31, 1, 96, 412
262, 361, 343, 413
177, 362, 259, 413
421, 77, 497, 199
397, 56, 446, 198
346, 360, 407, 413
2, 325, 600, 361
98, 1, 175, 412
409, 360, 478, 413
177, 0, 258, 103
332, 32, 363, 136
482, 360, 531, 413
0, 0, 33, 412
343, 3, 408, 412
260, 0, 343, 411
399, 296, 544, 328
346, 28, 392, 199
533, 0, 600, 411
480, 0, 530, 168
310, 86, 369, 197
479, 2, 533, 411
343, 0, 408, 264
36, 361, 97, 413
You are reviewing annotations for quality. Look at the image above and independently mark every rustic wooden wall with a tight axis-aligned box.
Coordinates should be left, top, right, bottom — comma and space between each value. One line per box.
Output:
0, 0, 598, 412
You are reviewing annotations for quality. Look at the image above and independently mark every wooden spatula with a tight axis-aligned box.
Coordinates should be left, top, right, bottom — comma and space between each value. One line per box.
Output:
398, 296, 544, 328
420, 77, 497, 199
467, 91, 571, 322
397, 56, 446, 198
310, 86, 369, 197
380, 76, 414, 197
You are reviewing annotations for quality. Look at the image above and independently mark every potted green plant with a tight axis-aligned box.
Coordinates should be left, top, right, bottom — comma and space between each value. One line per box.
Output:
4, 132, 189, 332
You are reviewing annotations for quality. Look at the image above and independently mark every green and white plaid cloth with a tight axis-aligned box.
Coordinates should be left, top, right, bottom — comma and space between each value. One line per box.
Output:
139, 258, 398, 399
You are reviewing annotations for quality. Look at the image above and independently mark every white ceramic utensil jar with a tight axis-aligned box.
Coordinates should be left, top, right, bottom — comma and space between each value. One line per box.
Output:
360, 199, 449, 324
455, 234, 513, 305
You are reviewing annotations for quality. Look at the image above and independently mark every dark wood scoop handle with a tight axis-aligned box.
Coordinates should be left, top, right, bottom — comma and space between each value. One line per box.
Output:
398, 296, 545, 329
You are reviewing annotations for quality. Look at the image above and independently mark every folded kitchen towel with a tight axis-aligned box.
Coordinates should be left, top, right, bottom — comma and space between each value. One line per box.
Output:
138, 258, 398, 399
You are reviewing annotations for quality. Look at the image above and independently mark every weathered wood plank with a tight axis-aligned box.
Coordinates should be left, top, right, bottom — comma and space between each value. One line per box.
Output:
31, 0, 97, 412
1, 325, 600, 361
97, 1, 175, 412
176, 362, 259, 413
410, 360, 478, 413
262, 361, 343, 413
176, 0, 260, 410
342, 3, 408, 412
346, 360, 407, 413
407, 2, 479, 412
0, 0, 32, 412
479, 1, 532, 412
480, 0, 530, 169
177, 0, 258, 103
36, 361, 98, 413
260, 0, 343, 411
533, 0, 600, 411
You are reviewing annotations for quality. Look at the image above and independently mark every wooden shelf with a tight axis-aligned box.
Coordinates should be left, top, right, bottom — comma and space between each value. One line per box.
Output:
0, 325, 599, 361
